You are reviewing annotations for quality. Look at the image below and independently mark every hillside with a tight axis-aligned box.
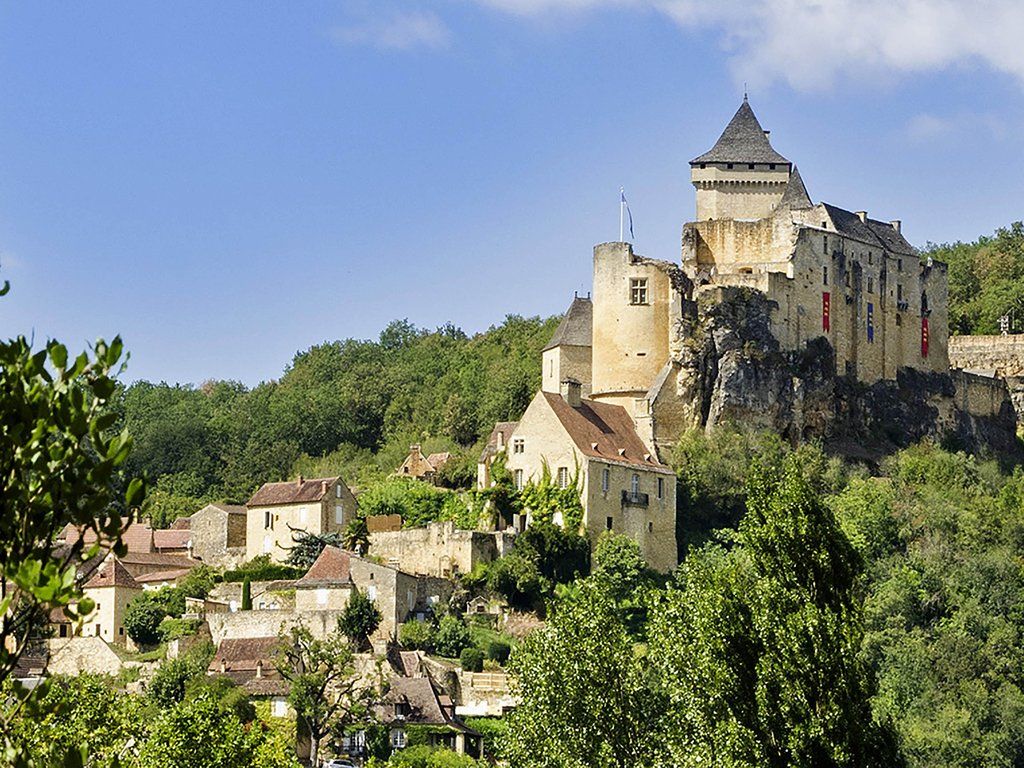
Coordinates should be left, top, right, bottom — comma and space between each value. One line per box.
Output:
925, 221, 1024, 335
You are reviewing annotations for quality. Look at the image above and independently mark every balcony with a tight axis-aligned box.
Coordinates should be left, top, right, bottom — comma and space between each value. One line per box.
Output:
621, 490, 649, 507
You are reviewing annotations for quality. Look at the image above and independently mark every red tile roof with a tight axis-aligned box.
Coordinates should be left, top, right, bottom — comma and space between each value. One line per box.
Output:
84, 558, 141, 590
297, 546, 352, 586
153, 529, 192, 551
210, 636, 283, 673
134, 568, 192, 584
541, 392, 673, 473
169, 517, 192, 530
248, 477, 339, 507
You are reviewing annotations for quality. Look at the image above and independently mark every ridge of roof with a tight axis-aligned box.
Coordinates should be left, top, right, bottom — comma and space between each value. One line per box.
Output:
821, 203, 917, 256
248, 477, 340, 507
543, 296, 593, 352
84, 558, 141, 590
691, 98, 790, 166
297, 545, 352, 586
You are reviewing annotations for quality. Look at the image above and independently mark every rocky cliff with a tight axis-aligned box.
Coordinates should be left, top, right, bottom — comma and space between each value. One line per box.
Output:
670, 286, 1022, 463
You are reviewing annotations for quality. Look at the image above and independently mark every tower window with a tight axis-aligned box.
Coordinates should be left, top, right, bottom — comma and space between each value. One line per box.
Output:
606, 516, 613, 531
630, 278, 648, 305
631, 474, 640, 495
748, 163, 755, 170
770, 163, 776, 170
897, 284, 904, 302
898, 258, 903, 272
868, 277, 874, 294
602, 468, 610, 493
727, 163, 734, 169
823, 266, 828, 286
700, 163, 706, 169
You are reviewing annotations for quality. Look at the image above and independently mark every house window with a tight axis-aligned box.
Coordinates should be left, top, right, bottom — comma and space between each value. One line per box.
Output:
514, 469, 524, 490
272, 698, 289, 718
602, 468, 610, 493
264, 510, 273, 529
557, 467, 569, 489
648, 521, 653, 533
391, 729, 407, 749
59, 625, 68, 638
657, 477, 664, 499
629, 278, 648, 305
631, 474, 640, 495
512, 438, 525, 454
317, 589, 328, 606
299, 506, 308, 524
119, 626, 124, 635
336, 484, 342, 499
606, 516, 613, 530
335, 505, 344, 525
263, 534, 272, 554
823, 266, 828, 286
367, 585, 377, 602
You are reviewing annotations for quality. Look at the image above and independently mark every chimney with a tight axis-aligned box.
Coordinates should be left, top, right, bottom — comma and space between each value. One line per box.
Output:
560, 378, 582, 408
321, 480, 328, 496
890, 220, 902, 233
256, 660, 263, 679
855, 211, 867, 223
296, 475, 304, 487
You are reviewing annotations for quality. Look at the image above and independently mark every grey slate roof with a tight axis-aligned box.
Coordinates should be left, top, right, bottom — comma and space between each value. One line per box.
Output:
822, 203, 917, 256
778, 166, 812, 209
542, 296, 592, 352
691, 98, 790, 165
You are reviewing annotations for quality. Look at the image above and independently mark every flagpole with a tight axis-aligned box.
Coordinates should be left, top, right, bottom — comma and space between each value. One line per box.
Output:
619, 187, 624, 242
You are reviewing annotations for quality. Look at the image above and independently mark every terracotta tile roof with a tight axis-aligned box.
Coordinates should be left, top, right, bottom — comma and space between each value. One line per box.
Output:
84, 559, 141, 590
117, 552, 196, 569
543, 296, 593, 351
169, 517, 192, 530
297, 546, 352, 586
426, 452, 451, 470
153, 529, 192, 550
248, 477, 339, 507
380, 676, 479, 734
479, 421, 519, 463
61, 519, 155, 553
541, 392, 673, 474
210, 636, 283, 673
134, 568, 192, 584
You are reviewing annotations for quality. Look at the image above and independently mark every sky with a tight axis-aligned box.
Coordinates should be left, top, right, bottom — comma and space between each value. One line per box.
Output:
1, 1, 1023, 386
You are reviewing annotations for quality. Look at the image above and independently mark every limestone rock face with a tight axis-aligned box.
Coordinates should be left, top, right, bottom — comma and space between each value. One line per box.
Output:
673, 286, 1021, 461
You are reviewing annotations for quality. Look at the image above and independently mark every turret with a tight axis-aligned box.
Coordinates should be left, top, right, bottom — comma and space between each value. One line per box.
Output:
689, 97, 792, 221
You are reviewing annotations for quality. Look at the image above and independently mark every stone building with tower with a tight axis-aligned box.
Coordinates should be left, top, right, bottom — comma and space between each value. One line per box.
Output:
481, 97, 963, 570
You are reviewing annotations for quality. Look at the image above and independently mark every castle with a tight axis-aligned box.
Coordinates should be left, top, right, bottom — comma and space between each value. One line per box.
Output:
481, 98, 964, 571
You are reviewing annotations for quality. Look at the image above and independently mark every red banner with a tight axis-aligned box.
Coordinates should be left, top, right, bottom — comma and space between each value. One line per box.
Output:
823, 292, 831, 332
922, 317, 929, 357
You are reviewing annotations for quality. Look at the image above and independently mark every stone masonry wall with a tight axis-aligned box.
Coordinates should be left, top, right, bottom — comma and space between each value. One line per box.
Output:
949, 335, 1024, 377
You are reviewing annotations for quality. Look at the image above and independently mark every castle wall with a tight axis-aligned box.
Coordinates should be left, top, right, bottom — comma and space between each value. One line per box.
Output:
368, 521, 502, 578
590, 242, 674, 410
949, 335, 1024, 377
542, 344, 592, 397
690, 165, 790, 221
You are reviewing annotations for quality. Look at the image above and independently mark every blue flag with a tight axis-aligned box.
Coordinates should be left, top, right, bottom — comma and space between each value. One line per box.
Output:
621, 189, 635, 240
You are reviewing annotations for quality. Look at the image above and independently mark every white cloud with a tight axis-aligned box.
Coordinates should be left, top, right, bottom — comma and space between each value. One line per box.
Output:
332, 9, 451, 51
906, 111, 1009, 142
467, 0, 1024, 90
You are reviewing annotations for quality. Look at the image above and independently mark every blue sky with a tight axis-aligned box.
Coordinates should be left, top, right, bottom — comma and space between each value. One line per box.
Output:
1, 1, 1022, 385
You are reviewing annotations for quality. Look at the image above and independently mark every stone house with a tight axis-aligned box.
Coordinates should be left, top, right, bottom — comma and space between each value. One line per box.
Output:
476, 421, 518, 490
501, 380, 678, 571
190, 502, 247, 568
208, 636, 291, 717
368, 521, 513, 578
376, 675, 483, 757
395, 445, 450, 483
246, 476, 357, 564
79, 558, 142, 645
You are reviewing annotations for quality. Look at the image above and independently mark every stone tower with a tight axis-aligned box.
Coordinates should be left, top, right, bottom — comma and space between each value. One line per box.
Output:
542, 295, 593, 397
690, 97, 792, 221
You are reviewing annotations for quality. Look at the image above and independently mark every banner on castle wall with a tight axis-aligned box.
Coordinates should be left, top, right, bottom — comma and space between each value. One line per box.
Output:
867, 302, 874, 343
823, 292, 830, 332
922, 317, 929, 357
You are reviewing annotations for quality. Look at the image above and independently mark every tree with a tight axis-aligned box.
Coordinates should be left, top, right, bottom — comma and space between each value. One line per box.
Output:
504, 584, 665, 768
123, 593, 168, 646
276, 625, 379, 766
285, 529, 343, 569
337, 588, 382, 649
398, 619, 435, 651
433, 614, 472, 659
591, 532, 648, 604
0, 313, 145, 752
460, 647, 484, 672
148, 642, 216, 708
342, 515, 370, 554
649, 455, 902, 768
241, 577, 252, 611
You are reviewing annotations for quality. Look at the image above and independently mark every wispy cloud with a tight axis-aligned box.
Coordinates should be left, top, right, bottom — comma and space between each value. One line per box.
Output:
906, 111, 1009, 142
467, 0, 1024, 91
332, 9, 451, 51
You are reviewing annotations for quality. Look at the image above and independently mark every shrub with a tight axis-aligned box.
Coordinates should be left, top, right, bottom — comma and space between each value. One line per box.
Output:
241, 577, 252, 610
338, 588, 383, 648
148, 642, 215, 707
159, 616, 201, 642
485, 640, 511, 664
434, 614, 472, 658
223, 555, 303, 583
459, 647, 484, 672
399, 619, 435, 652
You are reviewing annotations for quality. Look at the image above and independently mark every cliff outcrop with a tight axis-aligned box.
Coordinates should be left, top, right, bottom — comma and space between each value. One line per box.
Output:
671, 286, 1021, 462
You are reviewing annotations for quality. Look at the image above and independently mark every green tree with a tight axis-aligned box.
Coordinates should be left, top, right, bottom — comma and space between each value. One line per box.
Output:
343, 515, 370, 554
123, 592, 168, 647
433, 614, 472, 659
337, 588, 382, 649
284, 529, 342, 569
650, 455, 901, 768
505, 584, 665, 768
398, 619, 435, 651
241, 577, 252, 611
148, 642, 216, 708
0, 317, 145, 752
276, 625, 378, 767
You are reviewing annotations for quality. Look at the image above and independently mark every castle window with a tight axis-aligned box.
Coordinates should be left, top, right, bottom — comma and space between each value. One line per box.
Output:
727, 163, 734, 169
602, 468, 610, 493
748, 163, 755, 170
897, 284, 904, 302
657, 477, 664, 499
606, 516, 613, 531
648, 521, 654, 533
631, 474, 640, 495
868, 252, 874, 265
898, 258, 903, 272
844, 271, 850, 288
896, 314, 902, 327
823, 266, 828, 286
823, 235, 829, 252
868, 277, 874, 294
514, 469, 524, 490
700, 163, 706, 169
557, 467, 569, 489
770, 163, 776, 170
512, 438, 524, 454
630, 278, 648, 306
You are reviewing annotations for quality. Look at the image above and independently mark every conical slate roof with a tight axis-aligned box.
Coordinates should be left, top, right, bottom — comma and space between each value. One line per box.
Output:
543, 296, 592, 352
778, 166, 812, 209
691, 98, 790, 165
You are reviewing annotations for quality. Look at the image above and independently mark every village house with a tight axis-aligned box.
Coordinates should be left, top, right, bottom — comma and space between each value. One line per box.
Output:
476, 421, 518, 490
190, 502, 247, 569
245, 476, 357, 564
78, 558, 142, 644
395, 444, 451, 483
208, 636, 291, 717
376, 674, 483, 758
367, 520, 514, 578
